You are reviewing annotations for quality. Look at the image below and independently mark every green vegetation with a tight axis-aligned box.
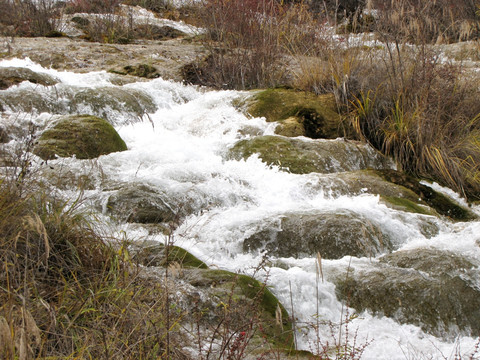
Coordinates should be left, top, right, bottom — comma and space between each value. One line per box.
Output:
380, 195, 434, 216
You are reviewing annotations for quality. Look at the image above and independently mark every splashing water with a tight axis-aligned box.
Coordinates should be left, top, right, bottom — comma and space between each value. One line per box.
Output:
2, 58, 480, 359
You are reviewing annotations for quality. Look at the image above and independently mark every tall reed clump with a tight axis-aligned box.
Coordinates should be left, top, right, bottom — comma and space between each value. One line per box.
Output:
289, 0, 480, 200
370, 0, 480, 44
344, 0, 480, 200
0, 164, 178, 358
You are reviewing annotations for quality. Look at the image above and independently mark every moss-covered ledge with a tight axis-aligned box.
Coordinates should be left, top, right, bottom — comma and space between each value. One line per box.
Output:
240, 88, 353, 139
375, 169, 477, 221
189, 269, 295, 350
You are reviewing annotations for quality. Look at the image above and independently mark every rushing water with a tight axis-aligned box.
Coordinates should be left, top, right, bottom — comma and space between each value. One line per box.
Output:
1, 58, 480, 359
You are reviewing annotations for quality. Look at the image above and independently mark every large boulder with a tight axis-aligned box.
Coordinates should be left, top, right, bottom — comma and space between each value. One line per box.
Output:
243, 210, 392, 259
229, 135, 393, 174
185, 269, 294, 350
334, 248, 480, 337
71, 87, 157, 124
33, 114, 127, 160
105, 183, 178, 224
128, 240, 294, 352
0, 67, 58, 90
103, 182, 224, 224
0, 88, 65, 114
241, 89, 351, 139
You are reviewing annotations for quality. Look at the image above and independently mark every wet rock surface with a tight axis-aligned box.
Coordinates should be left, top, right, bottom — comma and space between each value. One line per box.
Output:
0, 83, 157, 124
105, 183, 178, 224
334, 248, 480, 337
229, 135, 394, 174
243, 209, 392, 259
0, 66, 58, 89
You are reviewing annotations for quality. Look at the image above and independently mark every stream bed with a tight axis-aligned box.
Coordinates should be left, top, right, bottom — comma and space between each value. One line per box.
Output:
1, 58, 480, 359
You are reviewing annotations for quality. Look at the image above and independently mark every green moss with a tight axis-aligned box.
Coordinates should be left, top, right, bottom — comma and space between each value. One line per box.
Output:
192, 269, 294, 349
381, 195, 435, 216
229, 136, 319, 174
131, 243, 208, 269
113, 64, 160, 79
274, 116, 305, 137
168, 246, 208, 269
245, 89, 349, 139
229, 135, 391, 175
34, 115, 127, 160
376, 169, 477, 221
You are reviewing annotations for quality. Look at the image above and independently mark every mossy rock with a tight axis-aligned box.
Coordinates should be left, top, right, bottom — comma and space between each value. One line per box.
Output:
243, 210, 392, 259
0, 67, 58, 90
71, 16, 90, 27
375, 169, 477, 221
243, 89, 350, 139
334, 249, 480, 337
33, 115, 127, 160
130, 242, 208, 269
189, 269, 294, 350
118, 64, 160, 79
229, 135, 393, 174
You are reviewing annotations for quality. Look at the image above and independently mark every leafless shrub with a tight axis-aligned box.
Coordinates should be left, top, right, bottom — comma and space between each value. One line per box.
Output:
65, 0, 122, 14
0, 0, 64, 37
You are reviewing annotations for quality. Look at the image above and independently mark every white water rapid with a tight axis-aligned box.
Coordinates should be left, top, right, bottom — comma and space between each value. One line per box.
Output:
2, 58, 480, 360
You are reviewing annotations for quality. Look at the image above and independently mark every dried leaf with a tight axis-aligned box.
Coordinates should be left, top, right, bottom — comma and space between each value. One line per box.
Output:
23, 308, 41, 346
0, 316, 14, 359
275, 303, 283, 328
17, 327, 27, 360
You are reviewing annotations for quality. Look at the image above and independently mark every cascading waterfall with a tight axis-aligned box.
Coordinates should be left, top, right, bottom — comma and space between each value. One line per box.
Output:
1, 58, 480, 360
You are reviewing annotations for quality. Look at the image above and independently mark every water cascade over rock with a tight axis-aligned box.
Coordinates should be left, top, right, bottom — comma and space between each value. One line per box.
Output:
1, 59, 480, 359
